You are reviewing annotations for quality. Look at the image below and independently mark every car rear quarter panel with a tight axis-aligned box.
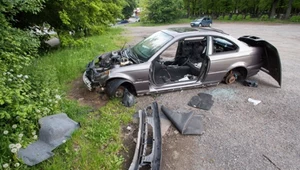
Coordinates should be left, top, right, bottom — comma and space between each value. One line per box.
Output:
205, 48, 262, 83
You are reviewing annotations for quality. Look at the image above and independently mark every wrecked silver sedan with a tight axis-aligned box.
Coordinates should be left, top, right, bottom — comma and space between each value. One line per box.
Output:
83, 27, 281, 97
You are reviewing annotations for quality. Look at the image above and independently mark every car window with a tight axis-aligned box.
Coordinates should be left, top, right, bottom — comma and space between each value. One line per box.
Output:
133, 31, 173, 62
212, 36, 238, 54
159, 36, 207, 64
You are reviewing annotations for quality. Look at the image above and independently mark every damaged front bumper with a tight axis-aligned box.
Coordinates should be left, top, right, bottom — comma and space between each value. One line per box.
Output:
83, 59, 109, 91
129, 102, 162, 170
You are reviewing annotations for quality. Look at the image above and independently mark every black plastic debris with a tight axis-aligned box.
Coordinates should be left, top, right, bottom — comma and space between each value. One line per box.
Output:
18, 113, 80, 166
243, 79, 258, 87
161, 105, 204, 135
188, 93, 214, 110
122, 89, 135, 107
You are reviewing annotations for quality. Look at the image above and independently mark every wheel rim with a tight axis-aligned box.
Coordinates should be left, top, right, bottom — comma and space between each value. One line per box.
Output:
115, 86, 125, 98
209, 23, 212, 27
199, 24, 202, 27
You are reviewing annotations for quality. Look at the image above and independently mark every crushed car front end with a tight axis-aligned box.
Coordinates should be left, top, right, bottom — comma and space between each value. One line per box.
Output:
83, 53, 111, 91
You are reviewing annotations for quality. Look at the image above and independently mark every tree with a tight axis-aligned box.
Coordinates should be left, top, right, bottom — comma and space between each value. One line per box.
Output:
285, 0, 295, 19
123, 0, 137, 19
12, 0, 126, 46
270, 0, 280, 18
142, 0, 184, 23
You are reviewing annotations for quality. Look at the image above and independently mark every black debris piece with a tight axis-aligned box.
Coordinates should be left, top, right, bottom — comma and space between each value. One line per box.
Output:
188, 93, 214, 110
161, 105, 204, 135
243, 79, 258, 87
122, 89, 136, 107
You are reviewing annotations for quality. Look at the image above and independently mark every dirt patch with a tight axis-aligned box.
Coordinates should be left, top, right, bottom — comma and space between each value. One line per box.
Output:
121, 122, 139, 169
67, 76, 107, 109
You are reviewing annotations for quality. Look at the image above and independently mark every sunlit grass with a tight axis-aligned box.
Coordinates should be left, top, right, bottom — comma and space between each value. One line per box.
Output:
29, 99, 134, 170
21, 28, 135, 170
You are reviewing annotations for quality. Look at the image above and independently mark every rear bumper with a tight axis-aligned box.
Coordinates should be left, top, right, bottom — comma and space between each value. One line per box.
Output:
129, 102, 162, 170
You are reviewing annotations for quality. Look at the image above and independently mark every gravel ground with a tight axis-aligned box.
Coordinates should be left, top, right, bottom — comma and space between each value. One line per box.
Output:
123, 22, 300, 170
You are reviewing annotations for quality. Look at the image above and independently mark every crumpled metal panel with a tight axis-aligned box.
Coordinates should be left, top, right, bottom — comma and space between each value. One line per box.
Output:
18, 113, 80, 166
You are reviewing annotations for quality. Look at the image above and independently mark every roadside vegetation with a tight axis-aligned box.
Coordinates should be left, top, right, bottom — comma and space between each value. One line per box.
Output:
1, 0, 300, 169
0, 0, 135, 168
138, 0, 300, 24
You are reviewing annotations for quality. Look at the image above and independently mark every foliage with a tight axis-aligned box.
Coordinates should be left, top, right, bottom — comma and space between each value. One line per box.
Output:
231, 14, 238, 20
245, 14, 252, 20
180, 0, 300, 20
0, 1, 63, 168
224, 15, 231, 20
290, 15, 300, 22
237, 14, 244, 20
141, 0, 184, 23
218, 15, 224, 20
260, 14, 269, 21
12, 0, 126, 47
122, 0, 137, 19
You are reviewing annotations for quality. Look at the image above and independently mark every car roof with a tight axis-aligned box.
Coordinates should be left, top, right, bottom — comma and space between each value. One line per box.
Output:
162, 27, 229, 37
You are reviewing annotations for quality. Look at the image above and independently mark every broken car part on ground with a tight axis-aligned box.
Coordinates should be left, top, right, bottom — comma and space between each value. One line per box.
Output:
161, 105, 204, 135
188, 92, 214, 110
83, 27, 281, 98
18, 113, 79, 166
129, 102, 162, 170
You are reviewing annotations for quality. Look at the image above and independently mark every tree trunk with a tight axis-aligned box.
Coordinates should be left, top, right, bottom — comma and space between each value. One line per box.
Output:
285, 0, 294, 19
187, 2, 190, 18
270, 0, 279, 19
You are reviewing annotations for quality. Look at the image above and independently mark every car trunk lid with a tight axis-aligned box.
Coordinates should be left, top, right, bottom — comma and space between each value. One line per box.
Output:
238, 36, 282, 87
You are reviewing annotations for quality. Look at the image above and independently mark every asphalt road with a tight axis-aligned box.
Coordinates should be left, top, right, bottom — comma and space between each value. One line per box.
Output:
124, 22, 300, 170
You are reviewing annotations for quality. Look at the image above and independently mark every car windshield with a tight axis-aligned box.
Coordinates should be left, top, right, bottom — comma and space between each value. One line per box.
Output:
133, 31, 173, 62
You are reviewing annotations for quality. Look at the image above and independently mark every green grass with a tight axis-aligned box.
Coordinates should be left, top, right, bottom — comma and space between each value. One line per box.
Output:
27, 99, 135, 170
25, 27, 129, 91
20, 28, 136, 170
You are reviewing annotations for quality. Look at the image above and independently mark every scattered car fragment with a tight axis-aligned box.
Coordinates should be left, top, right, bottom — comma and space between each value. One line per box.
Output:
243, 79, 258, 87
83, 27, 281, 98
18, 113, 80, 166
122, 89, 136, 107
161, 105, 204, 135
129, 102, 162, 170
188, 93, 214, 110
248, 98, 261, 105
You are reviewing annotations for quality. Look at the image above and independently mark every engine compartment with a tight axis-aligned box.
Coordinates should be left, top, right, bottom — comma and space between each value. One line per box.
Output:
96, 50, 134, 72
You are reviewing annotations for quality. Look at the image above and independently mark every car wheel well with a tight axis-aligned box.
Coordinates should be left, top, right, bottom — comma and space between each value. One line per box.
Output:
105, 78, 137, 97
232, 67, 247, 80
224, 67, 247, 84
120, 82, 137, 96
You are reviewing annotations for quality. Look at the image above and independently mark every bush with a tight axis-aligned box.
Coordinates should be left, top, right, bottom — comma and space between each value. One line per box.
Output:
290, 15, 300, 22
0, 22, 61, 168
217, 15, 223, 20
237, 14, 244, 20
144, 0, 184, 23
224, 15, 230, 20
260, 14, 269, 21
231, 14, 238, 20
245, 15, 251, 20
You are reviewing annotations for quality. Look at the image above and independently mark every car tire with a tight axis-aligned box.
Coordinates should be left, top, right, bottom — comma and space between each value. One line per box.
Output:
199, 24, 202, 27
209, 23, 212, 27
114, 86, 125, 98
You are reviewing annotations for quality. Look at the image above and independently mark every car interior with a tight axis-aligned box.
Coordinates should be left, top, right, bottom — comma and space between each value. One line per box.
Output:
152, 37, 209, 85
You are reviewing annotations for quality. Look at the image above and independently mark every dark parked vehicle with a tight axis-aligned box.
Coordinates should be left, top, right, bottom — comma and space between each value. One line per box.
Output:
190, 17, 212, 27
83, 27, 281, 97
